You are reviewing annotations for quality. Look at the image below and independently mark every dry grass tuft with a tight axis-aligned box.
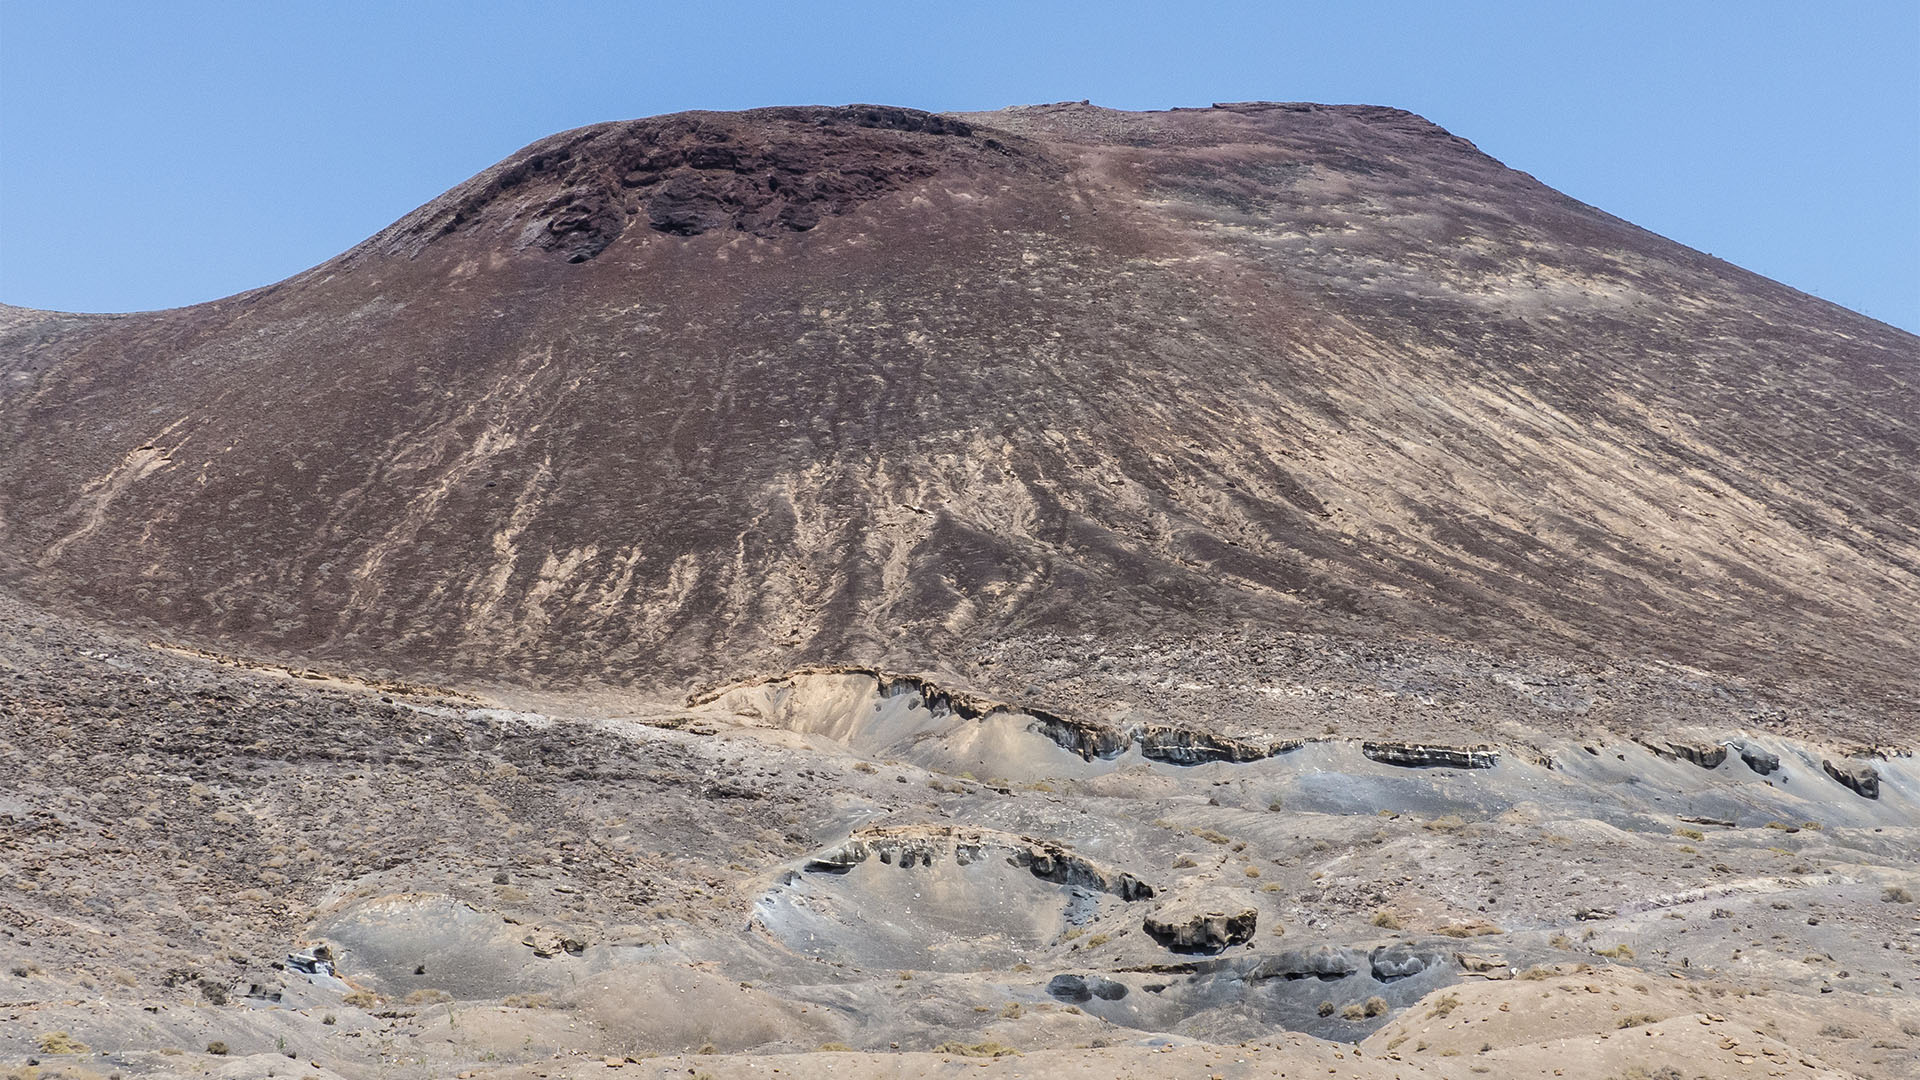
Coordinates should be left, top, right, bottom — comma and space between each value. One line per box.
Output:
37, 1032, 88, 1054
934, 1041, 1020, 1058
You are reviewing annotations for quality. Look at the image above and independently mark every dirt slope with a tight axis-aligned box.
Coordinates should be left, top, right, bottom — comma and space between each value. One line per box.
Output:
1, 102, 1915, 719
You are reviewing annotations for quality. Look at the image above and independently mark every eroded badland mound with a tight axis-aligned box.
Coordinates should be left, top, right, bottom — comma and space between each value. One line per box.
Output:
2, 103, 1918, 1079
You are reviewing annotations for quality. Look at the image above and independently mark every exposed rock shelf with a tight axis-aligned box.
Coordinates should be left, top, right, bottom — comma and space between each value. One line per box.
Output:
695, 665, 1301, 769
1142, 894, 1258, 952
1360, 742, 1499, 769
1637, 738, 1729, 770
801, 824, 1155, 900
1033, 713, 1304, 765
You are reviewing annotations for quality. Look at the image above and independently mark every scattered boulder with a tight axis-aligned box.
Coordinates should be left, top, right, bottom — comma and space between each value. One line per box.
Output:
1143, 895, 1257, 953
1370, 947, 1427, 980
1454, 952, 1511, 977
286, 944, 335, 976
1046, 973, 1129, 1002
521, 928, 587, 958
1734, 742, 1780, 775
1822, 759, 1880, 799
1638, 739, 1727, 769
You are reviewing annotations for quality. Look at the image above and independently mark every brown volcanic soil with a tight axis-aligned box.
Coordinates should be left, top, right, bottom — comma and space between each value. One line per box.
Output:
2, 101, 1918, 731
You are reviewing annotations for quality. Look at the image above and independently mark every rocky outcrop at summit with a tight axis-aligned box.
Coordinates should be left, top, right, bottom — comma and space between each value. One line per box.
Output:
376, 105, 1005, 262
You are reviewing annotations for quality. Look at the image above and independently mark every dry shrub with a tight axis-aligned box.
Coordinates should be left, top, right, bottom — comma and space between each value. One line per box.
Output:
935, 1041, 1019, 1058
37, 1032, 88, 1054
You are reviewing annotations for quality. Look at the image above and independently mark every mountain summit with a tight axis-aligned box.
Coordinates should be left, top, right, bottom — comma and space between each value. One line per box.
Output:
2, 102, 1915, 714
5, 102, 1920, 1074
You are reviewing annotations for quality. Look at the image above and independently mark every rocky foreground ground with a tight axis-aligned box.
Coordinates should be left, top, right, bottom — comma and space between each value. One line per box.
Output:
3, 588, 1916, 1079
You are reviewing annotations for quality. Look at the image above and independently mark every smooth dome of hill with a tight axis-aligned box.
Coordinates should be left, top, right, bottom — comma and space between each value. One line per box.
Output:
1, 102, 1914, 728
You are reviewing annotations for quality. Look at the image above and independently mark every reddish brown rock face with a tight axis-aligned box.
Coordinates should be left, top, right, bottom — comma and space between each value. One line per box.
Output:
381, 105, 1000, 261
1, 102, 1915, 717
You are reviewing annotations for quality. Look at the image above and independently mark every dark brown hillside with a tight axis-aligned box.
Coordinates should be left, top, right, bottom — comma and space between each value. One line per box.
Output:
1, 101, 1915, 718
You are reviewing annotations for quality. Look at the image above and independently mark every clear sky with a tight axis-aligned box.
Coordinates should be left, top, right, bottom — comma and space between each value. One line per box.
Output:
2, 1, 1916, 331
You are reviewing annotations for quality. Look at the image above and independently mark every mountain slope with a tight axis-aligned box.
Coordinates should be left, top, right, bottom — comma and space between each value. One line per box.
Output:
1, 102, 1915, 712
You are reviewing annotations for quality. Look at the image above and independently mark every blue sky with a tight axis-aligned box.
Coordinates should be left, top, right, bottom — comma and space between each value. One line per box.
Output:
2, 1, 1916, 331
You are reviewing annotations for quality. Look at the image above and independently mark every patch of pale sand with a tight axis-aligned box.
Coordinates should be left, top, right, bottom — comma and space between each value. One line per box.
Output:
1363, 964, 1709, 1057
142, 1056, 356, 1080
484, 1037, 1423, 1079
1361, 964, 1914, 1079
1467, 1021, 1851, 1080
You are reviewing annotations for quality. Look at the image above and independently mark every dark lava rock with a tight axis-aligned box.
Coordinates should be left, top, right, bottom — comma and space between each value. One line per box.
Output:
1640, 739, 1729, 769
1362, 742, 1499, 769
1136, 725, 1300, 765
802, 824, 1155, 901
1023, 710, 1298, 765
1027, 715, 1133, 761
1143, 897, 1258, 953
416, 105, 999, 259
1253, 945, 1361, 981
1370, 946, 1428, 980
1822, 759, 1881, 799
1047, 973, 1129, 1002
1735, 742, 1781, 775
